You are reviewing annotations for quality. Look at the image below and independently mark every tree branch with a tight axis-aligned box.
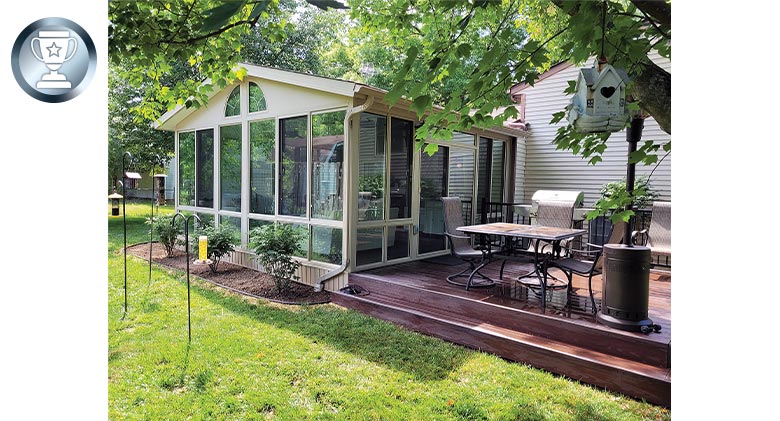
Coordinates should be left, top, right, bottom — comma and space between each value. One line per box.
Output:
630, 0, 671, 27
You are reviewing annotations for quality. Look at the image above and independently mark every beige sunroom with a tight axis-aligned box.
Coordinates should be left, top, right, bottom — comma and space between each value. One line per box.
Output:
155, 64, 525, 291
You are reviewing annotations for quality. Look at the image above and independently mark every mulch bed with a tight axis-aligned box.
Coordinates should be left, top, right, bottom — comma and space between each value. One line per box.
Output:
125, 242, 331, 305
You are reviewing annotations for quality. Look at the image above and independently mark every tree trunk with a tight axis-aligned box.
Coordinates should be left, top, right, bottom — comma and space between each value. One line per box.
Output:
630, 58, 671, 134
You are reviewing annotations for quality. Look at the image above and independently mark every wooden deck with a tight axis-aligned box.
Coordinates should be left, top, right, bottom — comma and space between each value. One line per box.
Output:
332, 256, 671, 406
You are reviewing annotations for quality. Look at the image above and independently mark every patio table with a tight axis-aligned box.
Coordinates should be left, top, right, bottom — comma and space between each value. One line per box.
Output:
457, 222, 587, 308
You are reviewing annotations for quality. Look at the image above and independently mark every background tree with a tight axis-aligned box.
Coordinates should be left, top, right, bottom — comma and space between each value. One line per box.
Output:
110, 0, 669, 166
349, 0, 670, 163
108, 63, 174, 190
109, 0, 347, 122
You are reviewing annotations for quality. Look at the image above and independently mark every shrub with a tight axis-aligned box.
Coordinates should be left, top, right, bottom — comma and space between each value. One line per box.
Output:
191, 223, 237, 273
145, 215, 182, 257
249, 224, 303, 294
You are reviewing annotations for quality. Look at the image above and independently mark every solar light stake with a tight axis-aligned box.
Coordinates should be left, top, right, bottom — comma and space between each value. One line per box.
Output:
171, 211, 202, 342
120, 151, 142, 315
149, 165, 157, 285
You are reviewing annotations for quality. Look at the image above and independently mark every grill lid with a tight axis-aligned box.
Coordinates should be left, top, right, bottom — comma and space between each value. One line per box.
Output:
531, 190, 584, 207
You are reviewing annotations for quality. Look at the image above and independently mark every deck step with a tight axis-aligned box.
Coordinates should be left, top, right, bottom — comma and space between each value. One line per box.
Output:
349, 272, 670, 369
333, 289, 671, 407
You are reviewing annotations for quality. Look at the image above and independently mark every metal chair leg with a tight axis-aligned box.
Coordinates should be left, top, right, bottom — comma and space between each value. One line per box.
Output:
466, 260, 491, 291
588, 273, 597, 314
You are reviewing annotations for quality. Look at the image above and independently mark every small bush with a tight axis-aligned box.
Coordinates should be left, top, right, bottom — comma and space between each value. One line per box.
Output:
146, 215, 182, 257
249, 224, 303, 294
191, 224, 238, 273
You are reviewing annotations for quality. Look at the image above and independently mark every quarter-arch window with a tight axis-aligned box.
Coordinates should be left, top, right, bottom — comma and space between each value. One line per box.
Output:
225, 86, 241, 117
249, 82, 267, 113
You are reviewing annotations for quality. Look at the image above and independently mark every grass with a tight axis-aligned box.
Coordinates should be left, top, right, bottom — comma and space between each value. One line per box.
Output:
108, 201, 670, 420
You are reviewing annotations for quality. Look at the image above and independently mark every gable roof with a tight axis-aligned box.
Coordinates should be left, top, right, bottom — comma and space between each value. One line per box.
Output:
154, 64, 525, 136
155, 64, 378, 130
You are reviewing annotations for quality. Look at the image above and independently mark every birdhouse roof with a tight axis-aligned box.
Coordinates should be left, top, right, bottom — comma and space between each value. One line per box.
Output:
108, 192, 123, 199
580, 65, 630, 88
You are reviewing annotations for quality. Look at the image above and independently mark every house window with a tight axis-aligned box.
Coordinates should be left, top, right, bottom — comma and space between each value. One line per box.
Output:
358, 113, 387, 222
311, 226, 342, 264
449, 147, 476, 225
279, 116, 308, 217
281, 222, 309, 258
419, 147, 448, 254
311, 111, 345, 220
477, 137, 505, 215
389, 118, 413, 219
356, 227, 383, 266
220, 124, 242, 212
249, 82, 267, 113
250, 119, 275, 215
219, 214, 242, 244
178, 131, 196, 206
196, 129, 215, 208
225, 86, 241, 117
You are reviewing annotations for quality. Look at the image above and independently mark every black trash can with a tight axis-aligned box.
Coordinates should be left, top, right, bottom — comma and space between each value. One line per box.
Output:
597, 244, 656, 332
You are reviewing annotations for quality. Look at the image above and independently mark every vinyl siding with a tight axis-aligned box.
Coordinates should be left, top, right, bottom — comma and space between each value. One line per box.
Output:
515, 54, 671, 207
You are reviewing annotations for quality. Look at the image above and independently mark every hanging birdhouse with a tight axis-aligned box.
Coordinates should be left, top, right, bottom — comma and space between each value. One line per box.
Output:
566, 61, 631, 133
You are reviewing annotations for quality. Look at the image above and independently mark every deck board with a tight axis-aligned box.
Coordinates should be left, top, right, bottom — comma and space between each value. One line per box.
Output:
336, 257, 672, 406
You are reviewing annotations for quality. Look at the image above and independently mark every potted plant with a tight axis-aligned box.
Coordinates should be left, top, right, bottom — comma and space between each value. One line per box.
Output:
586, 176, 659, 223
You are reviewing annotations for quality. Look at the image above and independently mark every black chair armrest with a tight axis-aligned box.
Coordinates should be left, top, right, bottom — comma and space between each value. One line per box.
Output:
631, 229, 648, 246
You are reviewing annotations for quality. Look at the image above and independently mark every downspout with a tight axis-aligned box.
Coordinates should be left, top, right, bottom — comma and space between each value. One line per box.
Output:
313, 94, 374, 292
313, 259, 350, 292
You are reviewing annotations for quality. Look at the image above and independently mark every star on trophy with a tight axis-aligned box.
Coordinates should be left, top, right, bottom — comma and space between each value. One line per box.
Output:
31, 31, 77, 89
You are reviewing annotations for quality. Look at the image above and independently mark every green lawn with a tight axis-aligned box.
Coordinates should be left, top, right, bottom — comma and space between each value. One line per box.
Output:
108, 201, 670, 420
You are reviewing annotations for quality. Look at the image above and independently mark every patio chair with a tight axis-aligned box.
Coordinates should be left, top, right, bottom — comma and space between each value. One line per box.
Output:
632, 201, 671, 266
442, 197, 502, 290
509, 200, 576, 280
544, 221, 626, 313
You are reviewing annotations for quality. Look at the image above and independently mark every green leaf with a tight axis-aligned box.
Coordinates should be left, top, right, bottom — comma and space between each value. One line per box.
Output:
564, 80, 577, 94
423, 142, 439, 156
201, 1, 246, 33
384, 87, 404, 105
611, 209, 634, 223
456, 43, 471, 58
411, 95, 432, 118
307, 0, 348, 10
248, 0, 270, 20
428, 56, 441, 70
402, 45, 418, 70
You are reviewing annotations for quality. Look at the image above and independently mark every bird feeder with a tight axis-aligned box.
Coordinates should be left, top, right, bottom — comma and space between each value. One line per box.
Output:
153, 174, 167, 206
108, 189, 123, 216
566, 60, 631, 133
123, 171, 142, 190
193, 235, 213, 266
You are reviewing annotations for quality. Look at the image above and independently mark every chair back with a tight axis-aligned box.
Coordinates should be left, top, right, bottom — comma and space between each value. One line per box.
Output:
535, 201, 574, 228
594, 221, 627, 271
647, 201, 671, 254
442, 197, 472, 252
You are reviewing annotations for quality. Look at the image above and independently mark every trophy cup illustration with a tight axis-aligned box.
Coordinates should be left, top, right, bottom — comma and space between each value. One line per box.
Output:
30, 31, 77, 89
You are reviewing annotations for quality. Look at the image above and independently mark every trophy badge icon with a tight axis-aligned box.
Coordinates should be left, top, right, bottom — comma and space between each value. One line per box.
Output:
31, 30, 78, 89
